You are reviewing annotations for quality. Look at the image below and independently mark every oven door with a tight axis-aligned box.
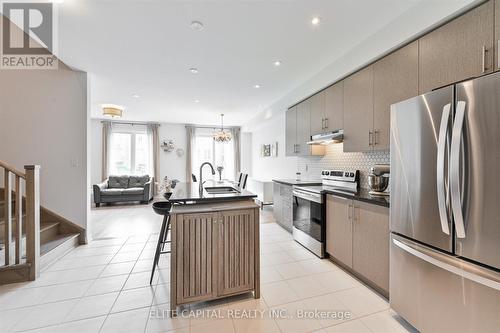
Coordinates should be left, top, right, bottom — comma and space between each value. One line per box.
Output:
292, 188, 325, 257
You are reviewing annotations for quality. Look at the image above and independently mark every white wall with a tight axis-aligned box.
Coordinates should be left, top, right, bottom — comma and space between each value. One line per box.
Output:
0, 68, 88, 229
250, 112, 297, 181
240, 132, 252, 176
90, 120, 188, 187
243, 0, 479, 181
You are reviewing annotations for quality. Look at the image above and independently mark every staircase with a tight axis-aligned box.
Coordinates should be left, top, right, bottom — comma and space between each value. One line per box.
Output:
0, 161, 85, 284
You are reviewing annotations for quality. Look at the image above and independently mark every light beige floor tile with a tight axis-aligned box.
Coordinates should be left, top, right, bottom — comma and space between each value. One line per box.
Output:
67, 245, 121, 258
361, 309, 417, 333
323, 319, 372, 333
100, 261, 135, 277
41, 280, 93, 303
46, 254, 113, 271
334, 286, 389, 318
190, 318, 235, 333
302, 292, 354, 328
277, 240, 304, 252
119, 242, 146, 253
260, 266, 284, 284
85, 274, 128, 296
0, 307, 32, 332
274, 261, 310, 279
261, 281, 301, 307
288, 247, 318, 261
152, 283, 170, 305
64, 292, 118, 322
123, 271, 158, 290
156, 268, 171, 285
260, 243, 283, 255
286, 275, 330, 299
314, 270, 360, 293
101, 307, 150, 333
43, 316, 105, 333
148, 304, 191, 332
271, 300, 322, 333
132, 259, 154, 273
299, 258, 338, 274
12, 299, 78, 331
111, 286, 155, 313
0, 286, 48, 310
260, 251, 294, 267
110, 251, 142, 263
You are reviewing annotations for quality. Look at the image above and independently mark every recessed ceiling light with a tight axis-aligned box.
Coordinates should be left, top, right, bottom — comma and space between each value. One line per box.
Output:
132, 94, 140, 98
189, 67, 199, 74
311, 16, 321, 25
194, 99, 200, 103
254, 84, 261, 89
190, 21, 204, 31
273, 60, 282, 67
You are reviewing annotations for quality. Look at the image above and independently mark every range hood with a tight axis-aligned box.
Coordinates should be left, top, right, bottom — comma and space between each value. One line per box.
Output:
307, 129, 343, 145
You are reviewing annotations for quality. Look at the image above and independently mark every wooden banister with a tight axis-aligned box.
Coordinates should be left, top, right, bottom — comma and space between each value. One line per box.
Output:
1, 161, 40, 281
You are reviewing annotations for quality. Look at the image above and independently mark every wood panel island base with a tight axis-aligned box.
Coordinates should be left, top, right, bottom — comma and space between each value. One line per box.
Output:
169, 199, 260, 314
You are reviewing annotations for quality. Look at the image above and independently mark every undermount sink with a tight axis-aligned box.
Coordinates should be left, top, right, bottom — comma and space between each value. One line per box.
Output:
204, 186, 240, 194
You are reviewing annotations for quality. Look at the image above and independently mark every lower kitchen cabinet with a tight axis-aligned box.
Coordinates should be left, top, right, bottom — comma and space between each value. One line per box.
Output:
352, 201, 390, 294
273, 182, 293, 232
326, 194, 389, 296
326, 195, 353, 267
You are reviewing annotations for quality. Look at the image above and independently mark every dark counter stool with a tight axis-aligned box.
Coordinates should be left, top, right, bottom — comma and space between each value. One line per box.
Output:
150, 201, 172, 284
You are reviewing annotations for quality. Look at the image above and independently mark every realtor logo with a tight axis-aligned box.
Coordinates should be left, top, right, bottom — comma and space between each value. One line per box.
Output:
1, 1, 58, 69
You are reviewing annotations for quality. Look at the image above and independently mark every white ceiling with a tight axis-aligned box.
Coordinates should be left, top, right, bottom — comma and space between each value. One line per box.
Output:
57, 0, 424, 126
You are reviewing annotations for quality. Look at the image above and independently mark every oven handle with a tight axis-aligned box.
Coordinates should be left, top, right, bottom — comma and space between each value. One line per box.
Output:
292, 189, 323, 204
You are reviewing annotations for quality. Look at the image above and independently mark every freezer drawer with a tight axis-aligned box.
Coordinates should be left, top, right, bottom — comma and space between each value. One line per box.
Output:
390, 234, 500, 333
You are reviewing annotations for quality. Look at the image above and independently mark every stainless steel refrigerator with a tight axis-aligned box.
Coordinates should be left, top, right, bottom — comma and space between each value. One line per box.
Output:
390, 71, 500, 333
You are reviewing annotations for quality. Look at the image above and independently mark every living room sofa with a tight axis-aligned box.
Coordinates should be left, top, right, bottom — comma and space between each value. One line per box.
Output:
93, 175, 154, 207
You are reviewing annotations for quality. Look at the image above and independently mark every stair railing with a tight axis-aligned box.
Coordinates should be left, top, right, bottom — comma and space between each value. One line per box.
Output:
0, 161, 40, 280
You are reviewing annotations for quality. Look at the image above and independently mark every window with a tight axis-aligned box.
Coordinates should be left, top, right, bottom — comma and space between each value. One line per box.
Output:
193, 128, 235, 182
109, 126, 152, 176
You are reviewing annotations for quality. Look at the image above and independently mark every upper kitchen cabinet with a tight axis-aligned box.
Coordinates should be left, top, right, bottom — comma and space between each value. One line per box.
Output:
310, 81, 344, 135
373, 41, 419, 150
496, 0, 500, 70
324, 81, 344, 132
310, 90, 325, 135
343, 65, 374, 152
419, 0, 494, 94
285, 106, 297, 156
286, 101, 325, 156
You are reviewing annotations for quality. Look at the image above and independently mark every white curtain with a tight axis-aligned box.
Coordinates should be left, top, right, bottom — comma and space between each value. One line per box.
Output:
186, 126, 196, 183
147, 123, 160, 193
232, 127, 241, 180
101, 121, 113, 180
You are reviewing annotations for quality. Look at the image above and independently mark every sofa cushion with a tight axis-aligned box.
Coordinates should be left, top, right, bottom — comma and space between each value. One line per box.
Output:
101, 188, 123, 196
122, 187, 144, 195
129, 175, 150, 188
108, 175, 129, 188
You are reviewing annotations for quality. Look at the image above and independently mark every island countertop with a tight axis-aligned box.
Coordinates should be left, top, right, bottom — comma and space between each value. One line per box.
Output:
169, 180, 257, 203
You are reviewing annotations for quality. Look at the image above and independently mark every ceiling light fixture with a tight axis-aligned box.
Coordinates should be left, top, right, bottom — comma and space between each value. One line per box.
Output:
190, 21, 204, 31
194, 99, 200, 103
189, 67, 199, 74
274, 60, 282, 67
213, 114, 232, 143
102, 104, 124, 118
254, 84, 261, 89
311, 16, 321, 25
132, 94, 140, 98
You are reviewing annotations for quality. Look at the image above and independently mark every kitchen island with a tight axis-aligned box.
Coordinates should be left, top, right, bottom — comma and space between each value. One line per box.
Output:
168, 181, 260, 313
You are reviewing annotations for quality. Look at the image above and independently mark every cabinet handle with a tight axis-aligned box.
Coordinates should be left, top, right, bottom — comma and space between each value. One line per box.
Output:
348, 202, 352, 220
482, 45, 487, 73
321, 118, 325, 130
325, 118, 328, 129
374, 129, 379, 145
497, 40, 500, 69
369, 130, 373, 146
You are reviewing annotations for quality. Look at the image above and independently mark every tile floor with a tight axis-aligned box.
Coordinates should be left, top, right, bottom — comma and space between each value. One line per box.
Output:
0, 205, 417, 333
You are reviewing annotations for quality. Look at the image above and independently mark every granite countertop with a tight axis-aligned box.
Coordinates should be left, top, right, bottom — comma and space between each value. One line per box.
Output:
272, 179, 322, 186
169, 180, 257, 203
323, 187, 390, 208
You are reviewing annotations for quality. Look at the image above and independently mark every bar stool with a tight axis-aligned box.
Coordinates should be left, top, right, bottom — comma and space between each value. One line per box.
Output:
150, 201, 172, 284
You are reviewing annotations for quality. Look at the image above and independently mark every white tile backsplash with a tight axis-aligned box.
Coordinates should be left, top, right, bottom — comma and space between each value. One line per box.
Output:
297, 143, 389, 189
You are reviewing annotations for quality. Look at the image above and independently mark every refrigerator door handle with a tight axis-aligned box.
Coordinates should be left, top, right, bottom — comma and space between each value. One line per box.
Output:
437, 103, 451, 235
450, 101, 467, 238
393, 238, 500, 291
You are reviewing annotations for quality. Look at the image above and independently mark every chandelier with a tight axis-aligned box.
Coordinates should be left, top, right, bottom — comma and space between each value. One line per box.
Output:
213, 113, 232, 143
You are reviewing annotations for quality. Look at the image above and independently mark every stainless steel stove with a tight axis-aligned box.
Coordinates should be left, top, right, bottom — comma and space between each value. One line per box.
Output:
292, 170, 359, 258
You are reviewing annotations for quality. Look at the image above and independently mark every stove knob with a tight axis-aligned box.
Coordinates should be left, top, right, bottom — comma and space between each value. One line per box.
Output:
344, 172, 349, 177
350, 172, 355, 177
